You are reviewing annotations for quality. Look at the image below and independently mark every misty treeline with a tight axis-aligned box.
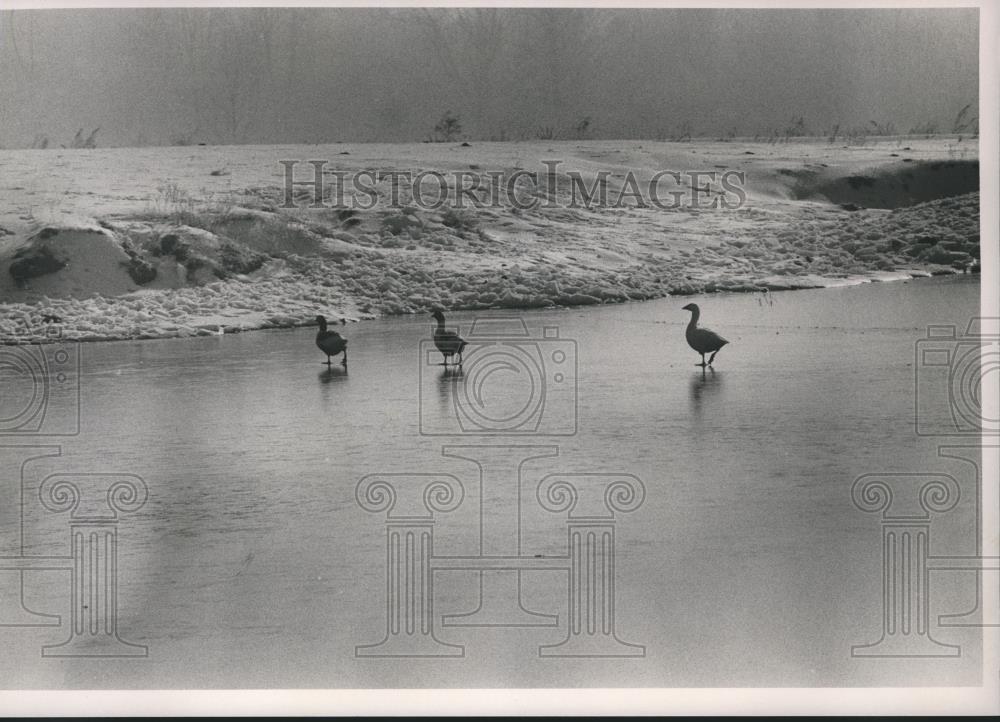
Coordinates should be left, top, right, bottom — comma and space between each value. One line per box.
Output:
3, 7, 629, 145
0, 7, 979, 147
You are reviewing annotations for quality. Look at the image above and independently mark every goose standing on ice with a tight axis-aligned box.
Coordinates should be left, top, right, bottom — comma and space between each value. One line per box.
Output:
431, 310, 468, 366
315, 315, 348, 366
682, 303, 729, 367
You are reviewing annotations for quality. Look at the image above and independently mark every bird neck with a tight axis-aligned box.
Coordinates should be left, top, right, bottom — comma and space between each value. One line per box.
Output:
435, 317, 445, 331
687, 308, 700, 327
318, 319, 327, 332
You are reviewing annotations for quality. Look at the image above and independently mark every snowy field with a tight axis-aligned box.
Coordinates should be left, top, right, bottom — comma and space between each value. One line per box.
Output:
0, 137, 979, 343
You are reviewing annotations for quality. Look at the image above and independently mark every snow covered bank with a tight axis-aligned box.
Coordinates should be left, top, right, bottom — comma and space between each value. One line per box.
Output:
0, 139, 980, 343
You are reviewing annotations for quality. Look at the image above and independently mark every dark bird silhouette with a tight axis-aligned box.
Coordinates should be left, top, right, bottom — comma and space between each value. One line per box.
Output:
315, 315, 348, 366
431, 310, 468, 366
682, 303, 729, 367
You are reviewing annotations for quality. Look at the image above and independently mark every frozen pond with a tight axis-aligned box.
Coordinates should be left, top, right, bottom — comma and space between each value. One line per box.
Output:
1, 275, 985, 688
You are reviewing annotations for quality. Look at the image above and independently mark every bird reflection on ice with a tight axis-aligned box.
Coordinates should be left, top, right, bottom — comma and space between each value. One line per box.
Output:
689, 367, 722, 413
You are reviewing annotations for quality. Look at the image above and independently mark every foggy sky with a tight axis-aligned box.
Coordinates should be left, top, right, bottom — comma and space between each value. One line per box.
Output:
0, 7, 980, 148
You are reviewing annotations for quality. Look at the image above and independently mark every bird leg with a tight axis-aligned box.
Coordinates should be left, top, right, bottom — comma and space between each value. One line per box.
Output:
707, 350, 720, 366
697, 353, 707, 368
325, 355, 332, 366
342, 350, 348, 367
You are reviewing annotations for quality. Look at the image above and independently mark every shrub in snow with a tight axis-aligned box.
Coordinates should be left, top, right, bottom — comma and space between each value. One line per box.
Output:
9, 244, 67, 287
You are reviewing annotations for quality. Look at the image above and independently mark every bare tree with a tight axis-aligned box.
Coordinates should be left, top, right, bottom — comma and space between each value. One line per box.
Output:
2, 10, 39, 79
414, 8, 513, 138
